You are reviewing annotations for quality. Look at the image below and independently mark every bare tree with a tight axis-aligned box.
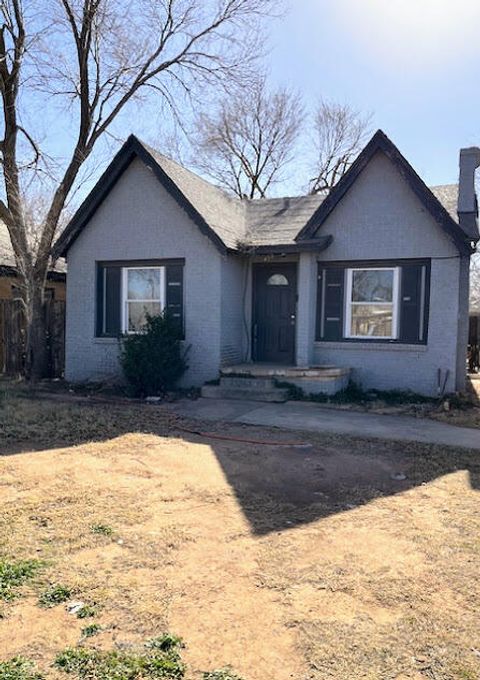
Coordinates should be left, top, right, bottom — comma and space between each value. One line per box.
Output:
192, 76, 303, 199
309, 101, 371, 194
0, 0, 279, 379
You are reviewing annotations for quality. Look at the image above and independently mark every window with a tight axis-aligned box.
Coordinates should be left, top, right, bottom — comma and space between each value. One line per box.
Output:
316, 261, 430, 344
267, 274, 289, 286
122, 267, 165, 333
96, 261, 184, 338
345, 268, 399, 339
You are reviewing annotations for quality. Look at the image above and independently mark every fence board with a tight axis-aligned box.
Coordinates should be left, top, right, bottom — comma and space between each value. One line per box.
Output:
0, 298, 65, 377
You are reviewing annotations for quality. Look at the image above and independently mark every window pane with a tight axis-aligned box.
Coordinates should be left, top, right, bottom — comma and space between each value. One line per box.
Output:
127, 268, 161, 300
127, 301, 161, 332
267, 274, 289, 286
352, 270, 393, 302
350, 304, 392, 337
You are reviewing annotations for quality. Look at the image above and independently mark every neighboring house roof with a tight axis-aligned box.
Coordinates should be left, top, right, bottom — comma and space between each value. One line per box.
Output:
54, 130, 476, 258
430, 184, 458, 222
0, 220, 66, 277
0, 221, 15, 268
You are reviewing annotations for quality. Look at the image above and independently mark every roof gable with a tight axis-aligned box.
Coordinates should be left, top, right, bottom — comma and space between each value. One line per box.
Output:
296, 130, 474, 255
54, 135, 239, 257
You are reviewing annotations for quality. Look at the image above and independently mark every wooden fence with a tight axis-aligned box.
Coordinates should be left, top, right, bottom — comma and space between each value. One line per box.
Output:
0, 298, 65, 377
469, 315, 480, 373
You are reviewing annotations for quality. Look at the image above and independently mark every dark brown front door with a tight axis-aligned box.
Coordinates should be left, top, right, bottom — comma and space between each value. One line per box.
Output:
253, 263, 297, 364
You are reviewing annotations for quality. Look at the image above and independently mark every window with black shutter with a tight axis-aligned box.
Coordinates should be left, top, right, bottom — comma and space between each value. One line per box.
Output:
399, 263, 429, 343
96, 260, 184, 338
96, 265, 121, 337
316, 267, 344, 341
316, 260, 430, 344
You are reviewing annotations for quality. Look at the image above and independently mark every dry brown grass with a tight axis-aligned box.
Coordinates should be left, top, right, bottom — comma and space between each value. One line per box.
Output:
1, 387, 480, 679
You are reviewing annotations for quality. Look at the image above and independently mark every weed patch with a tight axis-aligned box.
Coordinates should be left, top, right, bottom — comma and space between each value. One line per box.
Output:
0, 657, 44, 680
81, 624, 101, 638
38, 584, 71, 608
55, 635, 185, 679
75, 604, 96, 619
0, 559, 42, 601
90, 524, 114, 537
276, 379, 437, 406
203, 670, 244, 680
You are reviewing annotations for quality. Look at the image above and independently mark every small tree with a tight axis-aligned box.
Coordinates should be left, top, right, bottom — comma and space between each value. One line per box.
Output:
309, 101, 371, 193
193, 76, 303, 198
120, 313, 188, 396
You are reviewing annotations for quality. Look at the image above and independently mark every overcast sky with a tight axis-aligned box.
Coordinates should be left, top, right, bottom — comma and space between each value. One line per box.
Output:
269, 0, 480, 187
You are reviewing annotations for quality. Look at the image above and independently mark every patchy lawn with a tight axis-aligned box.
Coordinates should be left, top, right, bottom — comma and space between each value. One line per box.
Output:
1, 388, 480, 679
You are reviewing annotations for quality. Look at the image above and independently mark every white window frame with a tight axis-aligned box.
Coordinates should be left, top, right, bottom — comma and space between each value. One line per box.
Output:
121, 266, 166, 334
344, 267, 400, 340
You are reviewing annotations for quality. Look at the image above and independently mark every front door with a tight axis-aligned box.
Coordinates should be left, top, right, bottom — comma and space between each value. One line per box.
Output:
253, 263, 297, 363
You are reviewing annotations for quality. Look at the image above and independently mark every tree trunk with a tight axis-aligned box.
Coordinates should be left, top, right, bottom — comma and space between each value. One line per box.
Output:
24, 279, 49, 381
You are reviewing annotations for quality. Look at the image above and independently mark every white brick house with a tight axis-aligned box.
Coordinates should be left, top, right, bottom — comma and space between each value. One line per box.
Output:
54, 130, 479, 397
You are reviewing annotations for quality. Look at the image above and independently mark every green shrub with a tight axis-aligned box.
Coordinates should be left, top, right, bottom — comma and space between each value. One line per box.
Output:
120, 312, 188, 397
0, 657, 44, 680
0, 559, 42, 602
38, 584, 71, 608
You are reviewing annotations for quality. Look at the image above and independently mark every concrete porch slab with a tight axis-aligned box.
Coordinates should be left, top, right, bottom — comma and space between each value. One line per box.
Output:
166, 397, 480, 450
221, 363, 350, 379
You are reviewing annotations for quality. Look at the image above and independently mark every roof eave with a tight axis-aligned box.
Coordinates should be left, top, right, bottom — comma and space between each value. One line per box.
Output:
232, 236, 333, 256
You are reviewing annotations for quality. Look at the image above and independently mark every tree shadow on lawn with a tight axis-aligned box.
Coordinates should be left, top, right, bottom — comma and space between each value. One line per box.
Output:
196, 430, 480, 535
1, 392, 480, 536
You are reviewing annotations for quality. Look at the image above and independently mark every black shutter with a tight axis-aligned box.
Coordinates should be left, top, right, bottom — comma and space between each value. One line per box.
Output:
166, 264, 184, 337
317, 266, 345, 341
399, 263, 427, 343
96, 264, 121, 337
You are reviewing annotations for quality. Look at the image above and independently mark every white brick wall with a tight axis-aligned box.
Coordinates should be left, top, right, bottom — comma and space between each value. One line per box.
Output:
65, 158, 223, 387
311, 151, 467, 395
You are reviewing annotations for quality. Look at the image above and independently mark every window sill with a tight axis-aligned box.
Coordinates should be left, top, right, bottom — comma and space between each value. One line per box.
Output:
315, 341, 427, 352
93, 337, 119, 344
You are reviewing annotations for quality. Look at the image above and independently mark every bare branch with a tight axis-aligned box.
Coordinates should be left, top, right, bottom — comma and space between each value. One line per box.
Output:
0, 0, 280, 377
309, 101, 372, 194
191, 76, 303, 199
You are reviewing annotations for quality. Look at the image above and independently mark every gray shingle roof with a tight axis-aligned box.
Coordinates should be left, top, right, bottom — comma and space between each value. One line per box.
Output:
245, 194, 327, 246
144, 144, 247, 250
141, 142, 464, 250
54, 134, 470, 258
141, 142, 329, 248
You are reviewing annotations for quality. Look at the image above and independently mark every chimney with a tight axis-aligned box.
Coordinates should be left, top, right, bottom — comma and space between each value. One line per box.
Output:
458, 146, 480, 240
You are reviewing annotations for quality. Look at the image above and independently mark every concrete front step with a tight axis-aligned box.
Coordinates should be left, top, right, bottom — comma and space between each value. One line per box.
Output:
219, 363, 352, 396
201, 384, 289, 403
220, 376, 276, 390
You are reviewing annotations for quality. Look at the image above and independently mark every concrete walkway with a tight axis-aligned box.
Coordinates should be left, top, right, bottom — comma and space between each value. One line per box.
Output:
168, 397, 480, 450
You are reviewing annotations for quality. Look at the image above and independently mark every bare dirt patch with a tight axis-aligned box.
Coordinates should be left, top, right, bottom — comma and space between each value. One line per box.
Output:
1, 391, 480, 679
